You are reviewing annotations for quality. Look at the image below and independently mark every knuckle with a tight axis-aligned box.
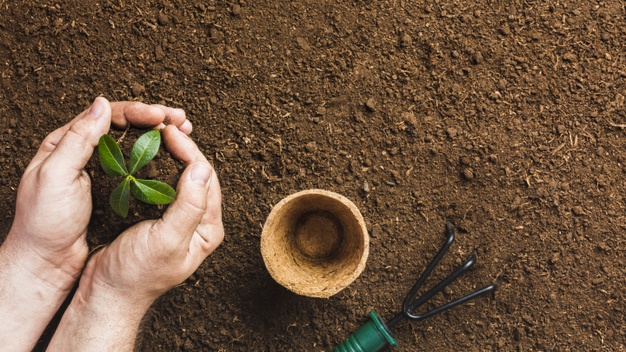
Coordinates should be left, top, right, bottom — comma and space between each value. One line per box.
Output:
149, 226, 181, 261
39, 126, 67, 153
37, 159, 58, 180
40, 136, 58, 154
212, 225, 225, 245
173, 188, 208, 220
180, 198, 206, 219
149, 223, 185, 257
65, 123, 92, 148
197, 224, 225, 253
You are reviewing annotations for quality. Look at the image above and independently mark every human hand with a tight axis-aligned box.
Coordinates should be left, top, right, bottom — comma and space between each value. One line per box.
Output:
47, 125, 224, 351
6, 97, 192, 281
0, 97, 191, 351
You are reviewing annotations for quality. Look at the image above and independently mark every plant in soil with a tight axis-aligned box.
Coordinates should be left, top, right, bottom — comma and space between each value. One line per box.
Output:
97, 130, 176, 218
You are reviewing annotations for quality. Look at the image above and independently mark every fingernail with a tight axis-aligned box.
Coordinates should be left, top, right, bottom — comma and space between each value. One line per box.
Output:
89, 98, 105, 118
189, 163, 211, 186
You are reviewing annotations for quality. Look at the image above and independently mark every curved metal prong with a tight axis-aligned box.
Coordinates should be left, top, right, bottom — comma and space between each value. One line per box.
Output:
404, 252, 477, 318
386, 223, 497, 328
412, 284, 497, 321
401, 222, 455, 314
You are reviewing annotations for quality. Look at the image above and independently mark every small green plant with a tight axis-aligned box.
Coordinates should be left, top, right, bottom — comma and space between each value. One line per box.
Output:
98, 130, 176, 218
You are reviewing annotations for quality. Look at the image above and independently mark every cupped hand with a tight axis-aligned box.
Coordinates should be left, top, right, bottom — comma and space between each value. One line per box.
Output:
76, 124, 224, 307
0, 97, 192, 351
5, 97, 192, 284
47, 125, 223, 351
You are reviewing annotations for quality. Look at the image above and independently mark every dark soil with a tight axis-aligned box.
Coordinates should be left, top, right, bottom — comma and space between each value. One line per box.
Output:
1, 0, 625, 351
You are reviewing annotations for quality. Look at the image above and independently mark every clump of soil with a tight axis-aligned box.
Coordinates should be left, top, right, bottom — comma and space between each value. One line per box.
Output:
1, 0, 625, 351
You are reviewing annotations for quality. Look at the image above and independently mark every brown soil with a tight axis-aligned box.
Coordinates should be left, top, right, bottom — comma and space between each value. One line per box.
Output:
1, 0, 625, 351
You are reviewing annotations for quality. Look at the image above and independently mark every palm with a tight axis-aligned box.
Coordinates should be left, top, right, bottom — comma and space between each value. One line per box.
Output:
8, 99, 192, 273
79, 125, 223, 303
86, 220, 191, 299
14, 168, 91, 263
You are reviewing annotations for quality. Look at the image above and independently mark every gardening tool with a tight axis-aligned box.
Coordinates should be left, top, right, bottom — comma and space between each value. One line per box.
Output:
333, 222, 496, 352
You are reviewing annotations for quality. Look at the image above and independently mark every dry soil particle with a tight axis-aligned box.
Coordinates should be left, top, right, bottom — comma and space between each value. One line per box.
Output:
0, 1, 625, 351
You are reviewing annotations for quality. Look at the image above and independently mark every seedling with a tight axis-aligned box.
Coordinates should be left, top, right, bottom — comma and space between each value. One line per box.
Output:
98, 130, 176, 218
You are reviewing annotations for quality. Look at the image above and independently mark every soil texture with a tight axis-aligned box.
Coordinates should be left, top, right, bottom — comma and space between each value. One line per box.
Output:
1, 0, 625, 351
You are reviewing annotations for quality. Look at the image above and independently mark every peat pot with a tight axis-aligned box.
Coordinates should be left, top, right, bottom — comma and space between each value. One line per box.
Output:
261, 189, 369, 298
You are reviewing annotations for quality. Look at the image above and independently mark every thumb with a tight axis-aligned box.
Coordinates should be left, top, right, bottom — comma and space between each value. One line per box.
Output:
45, 97, 112, 175
153, 162, 212, 250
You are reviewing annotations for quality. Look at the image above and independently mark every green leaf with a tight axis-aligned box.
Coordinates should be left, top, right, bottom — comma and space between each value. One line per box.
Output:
110, 177, 131, 218
129, 130, 161, 175
131, 179, 176, 205
98, 135, 128, 177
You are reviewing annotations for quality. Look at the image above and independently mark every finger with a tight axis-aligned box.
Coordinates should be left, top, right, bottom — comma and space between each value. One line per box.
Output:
27, 109, 90, 170
111, 102, 191, 134
161, 124, 207, 164
152, 106, 191, 133
189, 169, 224, 256
110, 102, 167, 130
179, 120, 193, 135
43, 97, 112, 175
154, 105, 186, 129
168, 119, 222, 258
31, 101, 190, 171
152, 161, 213, 253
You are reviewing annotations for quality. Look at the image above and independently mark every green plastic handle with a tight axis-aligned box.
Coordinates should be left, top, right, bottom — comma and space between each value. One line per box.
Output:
333, 311, 398, 352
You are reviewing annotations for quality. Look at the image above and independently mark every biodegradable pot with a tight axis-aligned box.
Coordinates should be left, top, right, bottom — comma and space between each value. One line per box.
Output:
261, 189, 369, 298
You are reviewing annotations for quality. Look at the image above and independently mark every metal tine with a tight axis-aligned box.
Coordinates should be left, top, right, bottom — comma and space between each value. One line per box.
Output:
386, 222, 496, 328
410, 283, 497, 321
404, 252, 477, 318
404, 252, 498, 320
401, 222, 456, 314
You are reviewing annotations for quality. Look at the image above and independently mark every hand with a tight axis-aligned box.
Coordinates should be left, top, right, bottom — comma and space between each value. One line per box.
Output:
6, 97, 192, 281
0, 97, 191, 352
47, 125, 224, 351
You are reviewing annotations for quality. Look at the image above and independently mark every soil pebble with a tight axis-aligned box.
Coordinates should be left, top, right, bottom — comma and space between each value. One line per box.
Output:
231, 4, 242, 16
222, 149, 238, 159
157, 12, 170, 26
305, 141, 317, 153
132, 83, 145, 96
462, 168, 474, 180
296, 37, 311, 50
572, 206, 585, 216
155, 44, 165, 61
446, 127, 458, 138
362, 179, 370, 193
563, 52, 577, 62
210, 28, 224, 43
365, 97, 377, 111
400, 33, 412, 46
371, 224, 382, 238
472, 51, 484, 64
499, 24, 511, 36
136, 162, 159, 179
402, 111, 417, 127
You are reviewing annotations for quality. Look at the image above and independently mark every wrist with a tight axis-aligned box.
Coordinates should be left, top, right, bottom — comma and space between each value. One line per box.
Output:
3, 227, 86, 291
48, 268, 154, 351
0, 236, 80, 351
75, 274, 155, 319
